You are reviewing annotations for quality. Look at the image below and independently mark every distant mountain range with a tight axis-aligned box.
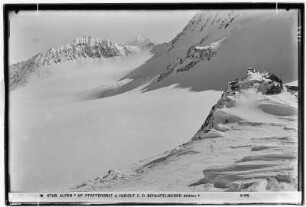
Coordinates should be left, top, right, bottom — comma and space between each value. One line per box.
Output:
9, 36, 154, 90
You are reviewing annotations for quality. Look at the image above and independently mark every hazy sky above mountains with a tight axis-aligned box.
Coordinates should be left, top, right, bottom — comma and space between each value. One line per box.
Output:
9, 10, 197, 63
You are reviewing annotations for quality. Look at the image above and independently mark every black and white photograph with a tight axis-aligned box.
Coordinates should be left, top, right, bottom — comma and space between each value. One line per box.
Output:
4, 2, 304, 205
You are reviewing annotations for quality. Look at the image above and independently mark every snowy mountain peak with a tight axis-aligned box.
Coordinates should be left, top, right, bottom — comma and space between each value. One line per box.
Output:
126, 35, 153, 47
9, 36, 138, 90
70, 36, 116, 47
135, 35, 147, 42
239, 67, 283, 94
167, 10, 242, 53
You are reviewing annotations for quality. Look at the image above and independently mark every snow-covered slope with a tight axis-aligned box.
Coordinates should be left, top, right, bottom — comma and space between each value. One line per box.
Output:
9, 36, 139, 90
73, 68, 298, 192
9, 49, 222, 192
88, 10, 297, 99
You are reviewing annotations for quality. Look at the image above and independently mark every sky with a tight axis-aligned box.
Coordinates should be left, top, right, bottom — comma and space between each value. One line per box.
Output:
9, 10, 198, 64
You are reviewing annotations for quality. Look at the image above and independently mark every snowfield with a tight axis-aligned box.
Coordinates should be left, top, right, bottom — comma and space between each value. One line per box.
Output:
72, 69, 298, 192
9, 51, 221, 192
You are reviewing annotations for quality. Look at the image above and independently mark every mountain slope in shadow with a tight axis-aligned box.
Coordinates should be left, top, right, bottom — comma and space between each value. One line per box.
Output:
83, 10, 298, 100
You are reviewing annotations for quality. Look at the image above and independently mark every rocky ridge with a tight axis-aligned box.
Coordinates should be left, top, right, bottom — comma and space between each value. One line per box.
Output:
148, 11, 242, 84
155, 38, 225, 83
192, 67, 284, 140
10, 36, 138, 90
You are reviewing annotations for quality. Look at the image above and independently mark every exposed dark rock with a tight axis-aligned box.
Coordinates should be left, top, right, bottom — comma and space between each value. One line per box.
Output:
192, 68, 285, 140
285, 85, 298, 91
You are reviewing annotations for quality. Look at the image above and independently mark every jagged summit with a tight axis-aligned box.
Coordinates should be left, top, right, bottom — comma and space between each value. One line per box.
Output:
192, 68, 285, 140
37, 35, 131, 65
230, 67, 283, 95
9, 36, 138, 90
71, 36, 111, 45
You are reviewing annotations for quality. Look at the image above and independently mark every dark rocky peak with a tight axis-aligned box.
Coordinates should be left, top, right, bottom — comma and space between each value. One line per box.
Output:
240, 68, 283, 95
191, 68, 284, 141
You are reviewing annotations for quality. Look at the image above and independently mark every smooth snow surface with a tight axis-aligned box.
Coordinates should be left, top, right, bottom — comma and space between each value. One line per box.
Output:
9, 51, 221, 192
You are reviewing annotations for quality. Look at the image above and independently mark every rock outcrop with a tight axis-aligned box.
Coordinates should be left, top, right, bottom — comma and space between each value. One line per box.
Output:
192, 68, 284, 140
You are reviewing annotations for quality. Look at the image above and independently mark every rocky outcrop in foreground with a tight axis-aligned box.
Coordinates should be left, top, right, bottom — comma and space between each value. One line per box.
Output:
192, 68, 284, 140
